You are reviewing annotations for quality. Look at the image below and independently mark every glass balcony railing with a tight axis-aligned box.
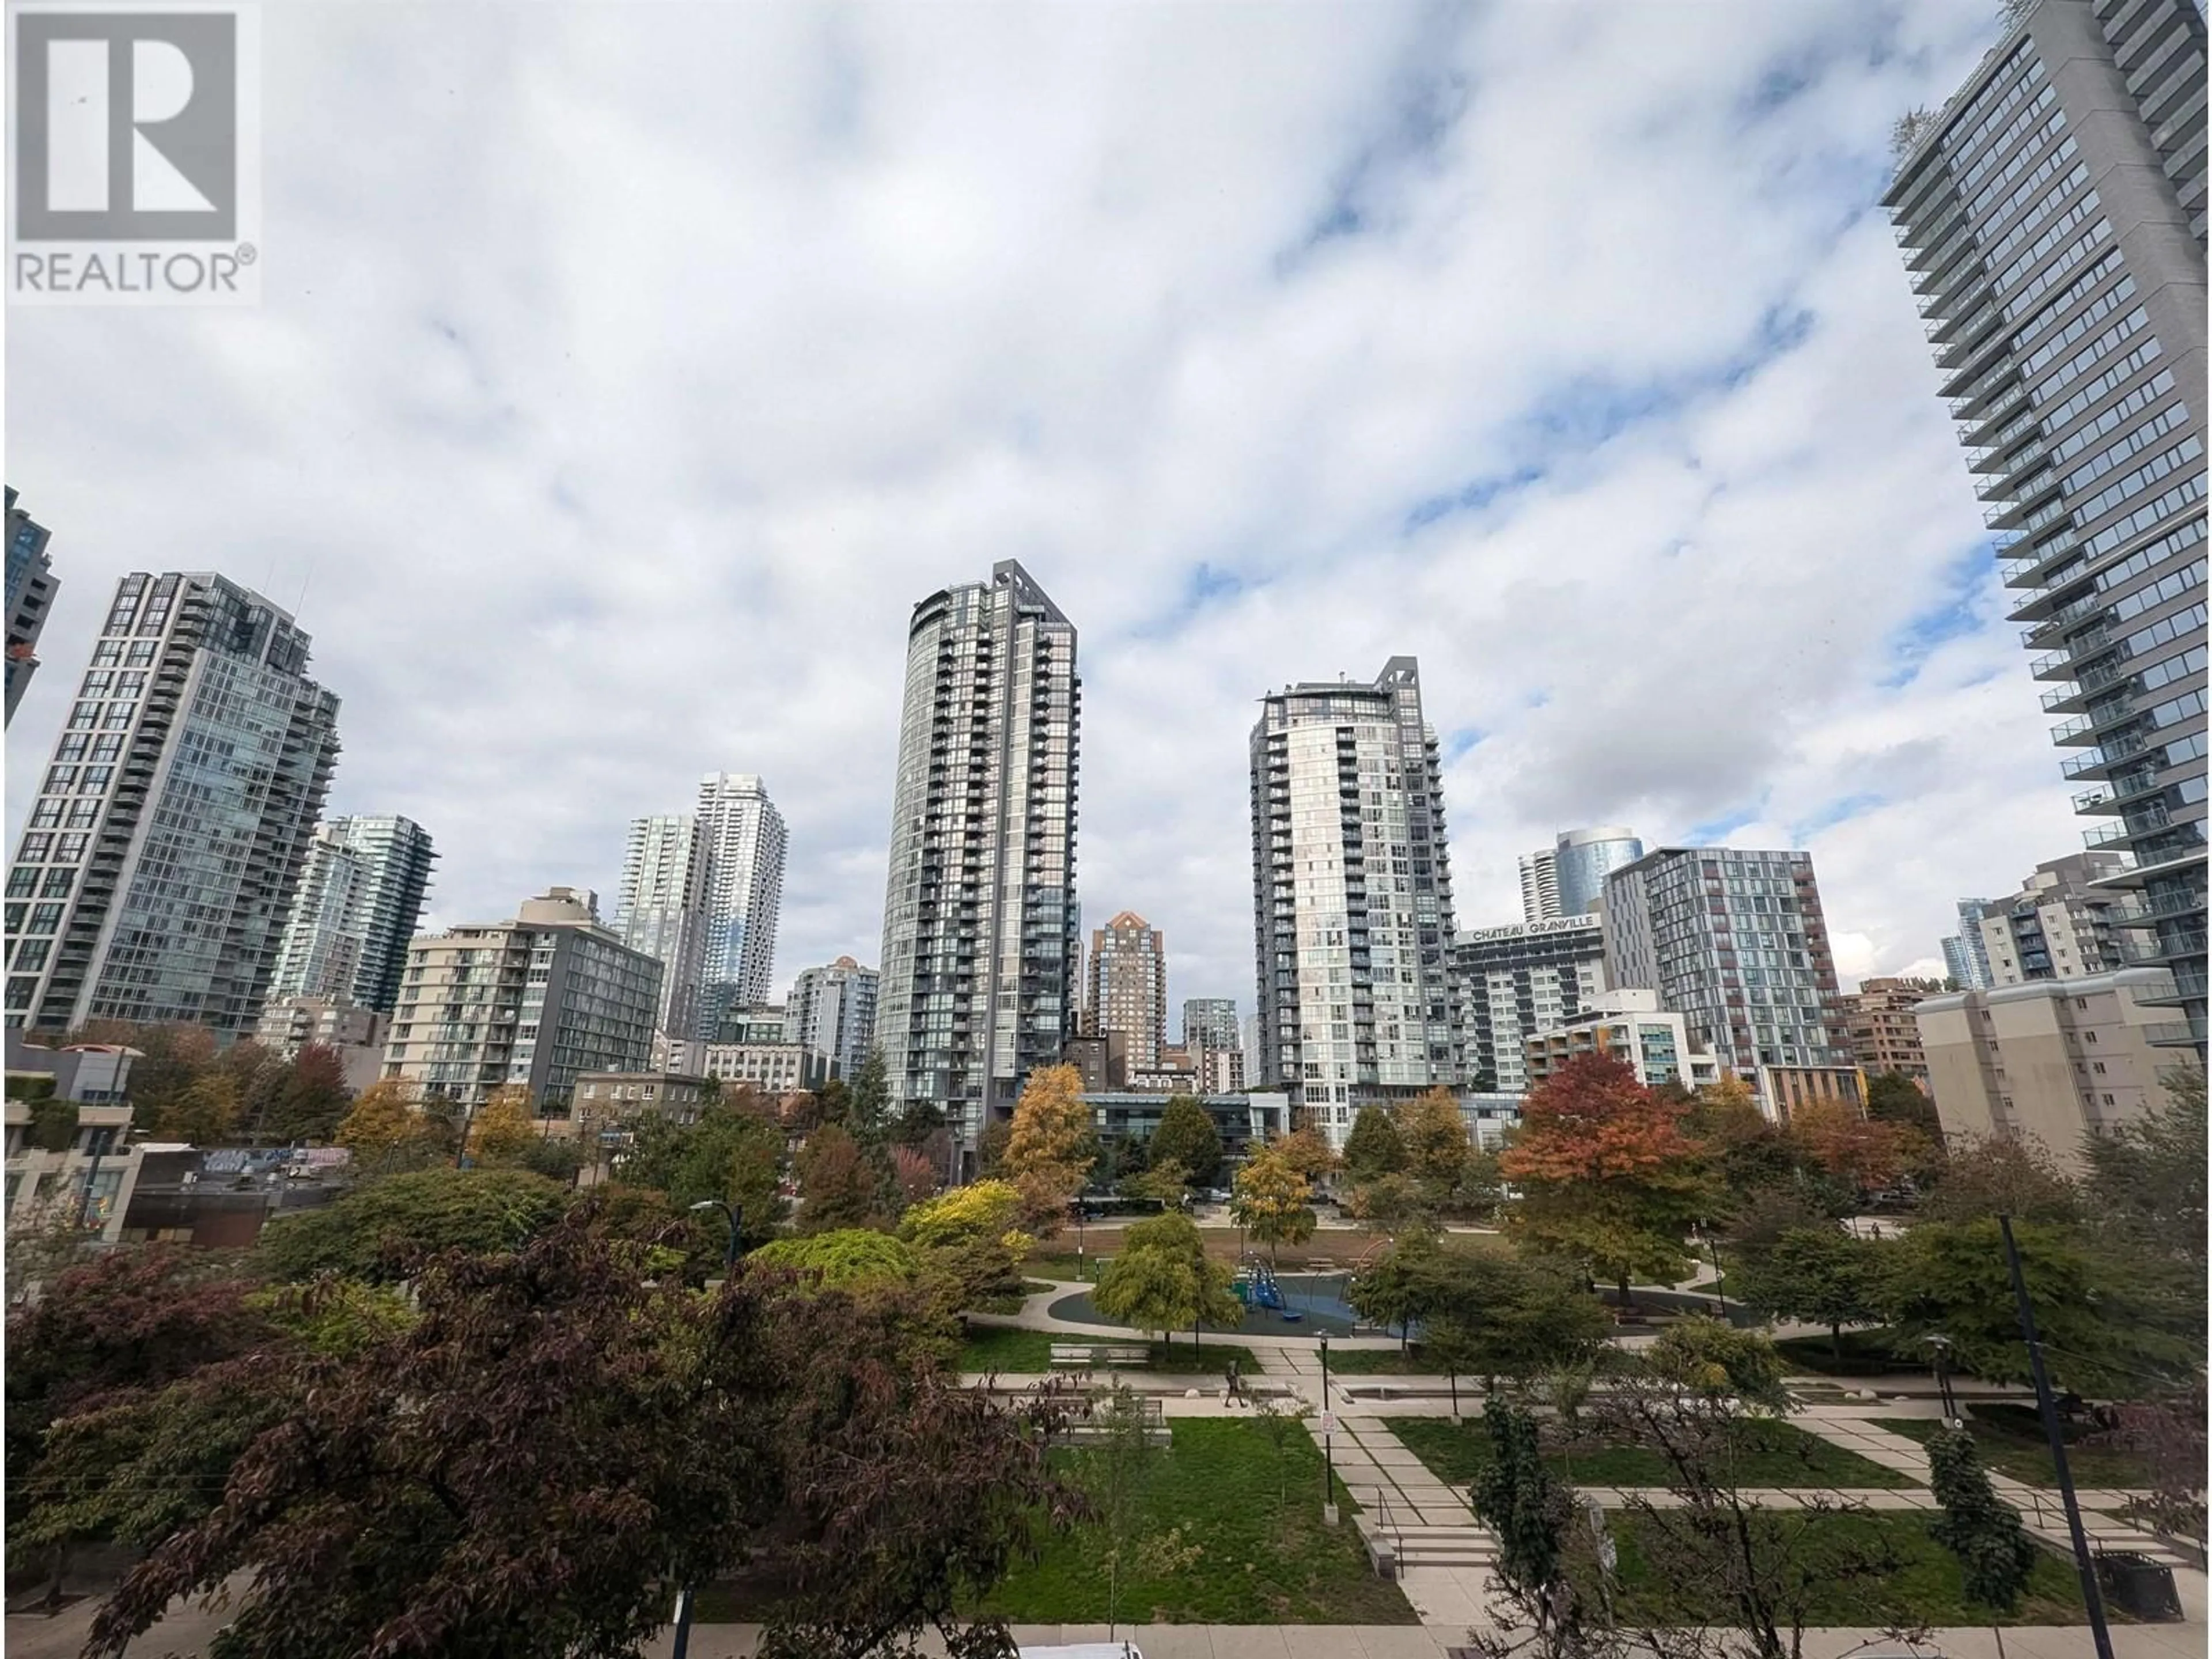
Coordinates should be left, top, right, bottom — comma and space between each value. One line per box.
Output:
2121, 930, 2206, 964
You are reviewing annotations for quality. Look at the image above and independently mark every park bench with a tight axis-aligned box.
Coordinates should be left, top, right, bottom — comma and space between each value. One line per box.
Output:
1048, 1342, 1149, 1371
1056, 1394, 1170, 1446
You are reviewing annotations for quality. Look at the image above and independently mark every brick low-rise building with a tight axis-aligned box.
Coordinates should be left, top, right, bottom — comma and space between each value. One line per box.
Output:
1834, 977, 1944, 1088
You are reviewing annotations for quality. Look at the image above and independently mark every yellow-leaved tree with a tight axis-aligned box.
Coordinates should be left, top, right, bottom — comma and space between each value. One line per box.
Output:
1001, 1064, 1097, 1235
1230, 1139, 1316, 1265
467, 1085, 537, 1166
335, 1080, 419, 1166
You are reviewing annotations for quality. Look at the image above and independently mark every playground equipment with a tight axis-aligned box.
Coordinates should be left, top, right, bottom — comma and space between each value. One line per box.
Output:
1232, 1256, 1286, 1312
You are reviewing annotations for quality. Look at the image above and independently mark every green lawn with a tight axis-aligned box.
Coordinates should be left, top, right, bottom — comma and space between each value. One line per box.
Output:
1602, 1509, 2092, 1625
1315, 1347, 1444, 1376
959, 1325, 1264, 1376
1390, 1415, 1916, 1488
1773, 1328, 1923, 1377
979, 1419, 1416, 1623
1872, 1405, 2157, 1490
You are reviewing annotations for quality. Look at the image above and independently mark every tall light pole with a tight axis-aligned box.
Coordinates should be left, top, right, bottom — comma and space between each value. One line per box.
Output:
671, 1199, 743, 1659
1999, 1214, 2114, 1659
1319, 1330, 1336, 1525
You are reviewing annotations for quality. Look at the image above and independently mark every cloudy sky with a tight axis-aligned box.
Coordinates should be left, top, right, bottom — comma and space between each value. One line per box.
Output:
7, 0, 2086, 1013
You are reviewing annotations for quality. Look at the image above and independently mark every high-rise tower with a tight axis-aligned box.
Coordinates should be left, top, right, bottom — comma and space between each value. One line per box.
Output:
6, 487, 57, 726
1553, 827, 1646, 917
695, 774, 786, 1025
611, 813, 713, 1040
878, 560, 1080, 1157
1516, 849, 1561, 924
1250, 657, 1466, 1147
1088, 911, 1166, 1071
1885, 0, 2206, 1052
268, 815, 436, 1013
5, 573, 340, 1036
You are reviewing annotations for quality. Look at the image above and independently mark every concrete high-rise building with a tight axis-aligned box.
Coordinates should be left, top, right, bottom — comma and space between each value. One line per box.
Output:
1941, 898, 1997, 989
1603, 846, 1848, 1107
5, 573, 340, 1037
1454, 914, 1610, 1095
1976, 850, 2131, 984
1182, 997, 1244, 1093
1916, 966, 2179, 1162
1088, 911, 1166, 1071
1835, 976, 1946, 1086
695, 774, 786, 1026
1553, 827, 1646, 917
381, 887, 661, 1112
1885, 0, 2206, 1053
268, 815, 435, 1014
1250, 657, 1467, 1147
785, 955, 880, 1080
1517, 849, 1561, 924
6, 487, 58, 726
611, 814, 713, 1041
877, 561, 1081, 1156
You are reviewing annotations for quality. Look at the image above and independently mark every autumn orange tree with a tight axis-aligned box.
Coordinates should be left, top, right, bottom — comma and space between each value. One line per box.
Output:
1499, 1052, 1712, 1310
1787, 1096, 1910, 1194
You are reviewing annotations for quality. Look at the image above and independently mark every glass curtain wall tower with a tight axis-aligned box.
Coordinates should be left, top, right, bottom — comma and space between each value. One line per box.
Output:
877, 560, 1080, 1162
1885, 0, 2207, 1051
268, 815, 435, 1013
1249, 657, 1467, 1149
5, 573, 340, 1036
611, 813, 713, 1040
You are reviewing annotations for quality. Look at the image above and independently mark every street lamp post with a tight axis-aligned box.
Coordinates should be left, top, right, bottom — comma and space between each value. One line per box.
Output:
1319, 1330, 1337, 1526
1925, 1334, 1960, 1423
670, 1200, 744, 1659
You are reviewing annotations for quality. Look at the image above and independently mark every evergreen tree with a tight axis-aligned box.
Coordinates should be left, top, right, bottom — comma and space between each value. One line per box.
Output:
1927, 1426, 2038, 1642
1146, 1096, 1222, 1188
1340, 1105, 1406, 1185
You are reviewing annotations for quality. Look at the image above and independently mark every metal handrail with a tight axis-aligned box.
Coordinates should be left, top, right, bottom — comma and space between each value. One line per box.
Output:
1370, 1482, 1405, 1573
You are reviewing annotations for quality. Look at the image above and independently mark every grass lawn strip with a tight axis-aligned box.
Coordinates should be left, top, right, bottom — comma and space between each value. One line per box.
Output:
1601, 1509, 2093, 1625
1314, 1347, 1443, 1376
1389, 1415, 1916, 1489
1871, 1406, 2156, 1490
958, 1325, 1265, 1376
979, 1419, 1416, 1624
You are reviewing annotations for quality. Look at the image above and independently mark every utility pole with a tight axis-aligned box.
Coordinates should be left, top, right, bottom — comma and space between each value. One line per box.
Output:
1998, 1214, 2114, 1659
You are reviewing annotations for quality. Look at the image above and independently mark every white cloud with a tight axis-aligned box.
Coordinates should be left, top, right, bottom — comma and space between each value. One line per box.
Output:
9, 0, 2059, 1014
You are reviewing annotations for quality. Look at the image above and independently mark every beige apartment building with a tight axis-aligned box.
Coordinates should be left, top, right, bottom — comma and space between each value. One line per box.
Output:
1089, 911, 1167, 1073
1834, 976, 1943, 1086
1915, 967, 2177, 1162
1975, 854, 2127, 987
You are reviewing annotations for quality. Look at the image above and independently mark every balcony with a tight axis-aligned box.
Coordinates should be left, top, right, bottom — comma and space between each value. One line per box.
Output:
2143, 1017, 2209, 1050
2121, 929, 2206, 965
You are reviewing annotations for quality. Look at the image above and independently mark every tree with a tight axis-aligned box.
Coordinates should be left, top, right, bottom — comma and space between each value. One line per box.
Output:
75, 1021, 217, 1128
2080, 1066, 2206, 1303
898, 1179, 1033, 1308
1421, 1250, 1611, 1391
1002, 1063, 1097, 1228
1230, 1140, 1316, 1264
1732, 1225, 1885, 1363
891, 1143, 941, 1207
1120, 1158, 1192, 1209
1880, 1217, 2199, 1398
263, 1044, 352, 1143
1926, 1426, 2039, 1647
154, 1071, 241, 1147
1469, 1400, 1585, 1647
1865, 1070, 1942, 1139
1643, 1317, 1792, 1411
85, 1210, 1081, 1659
1348, 1231, 1441, 1349
1502, 1053, 1711, 1308
1274, 1124, 1339, 1182
1341, 1104, 1407, 1185
1091, 1211, 1240, 1356
751, 1228, 922, 1291
1147, 1094, 1222, 1188
1346, 1171, 1435, 1238
847, 1048, 893, 1145
619, 1100, 788, 1248
976, 1115, 1013, 1176
1787, 1098, 1908, 1194
1917, 1133, 2078, 1226
1074, 1382, 1191, 1646
255, 1168, 571, 1283
794, 1124, 887, 1233
892, 1091, 946, 1150
1400, 1088, 1473, 1201
334, 1080, 423, 1167
466, 1085, 537, 1165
